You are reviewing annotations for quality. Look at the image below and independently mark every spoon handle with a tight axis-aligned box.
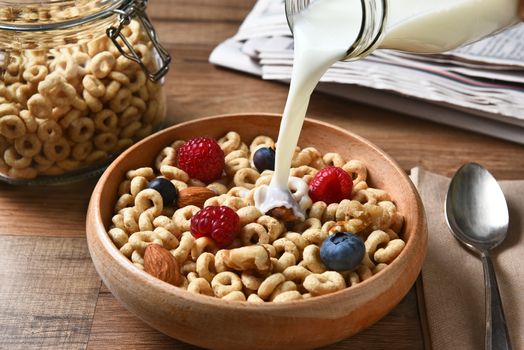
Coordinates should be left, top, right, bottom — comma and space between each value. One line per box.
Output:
481, 253, 512, 350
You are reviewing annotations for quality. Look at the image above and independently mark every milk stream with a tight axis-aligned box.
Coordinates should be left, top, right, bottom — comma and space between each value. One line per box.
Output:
254, 0, 519, 218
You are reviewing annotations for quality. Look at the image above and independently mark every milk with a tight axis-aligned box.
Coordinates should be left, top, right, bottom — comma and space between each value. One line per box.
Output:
254, 0, 519, 217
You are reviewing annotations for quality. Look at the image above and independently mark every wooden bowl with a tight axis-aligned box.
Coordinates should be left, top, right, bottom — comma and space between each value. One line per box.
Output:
86, 113, 427, 350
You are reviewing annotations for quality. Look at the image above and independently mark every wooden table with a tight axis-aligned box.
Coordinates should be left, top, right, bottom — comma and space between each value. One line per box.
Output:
1, 1, 523, 349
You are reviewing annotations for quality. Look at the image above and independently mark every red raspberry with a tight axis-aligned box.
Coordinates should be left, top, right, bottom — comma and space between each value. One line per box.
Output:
309, 166, 353, 204
190, 206, 240, 247
176, 137, 225, 183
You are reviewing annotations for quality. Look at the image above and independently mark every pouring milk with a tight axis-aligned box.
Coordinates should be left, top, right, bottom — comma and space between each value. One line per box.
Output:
254, 0, 519, 218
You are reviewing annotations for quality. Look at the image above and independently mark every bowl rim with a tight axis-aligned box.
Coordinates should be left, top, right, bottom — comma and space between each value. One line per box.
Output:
88, 112, 427, 311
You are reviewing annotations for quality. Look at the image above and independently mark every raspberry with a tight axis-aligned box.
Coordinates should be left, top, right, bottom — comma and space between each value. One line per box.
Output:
176, 137, 225, 183
190, 206, 240, 247
308, 166, 353, 204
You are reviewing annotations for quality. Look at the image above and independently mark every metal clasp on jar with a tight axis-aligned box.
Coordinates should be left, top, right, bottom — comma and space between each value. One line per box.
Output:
107, 0, 171, 82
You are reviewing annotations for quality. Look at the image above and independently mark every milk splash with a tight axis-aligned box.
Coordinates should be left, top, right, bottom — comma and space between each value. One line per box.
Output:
254, 0, 362, 219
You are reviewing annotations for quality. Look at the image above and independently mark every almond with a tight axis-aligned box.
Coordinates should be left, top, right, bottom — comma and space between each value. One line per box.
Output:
268, 206, 297, 223
143, 244, 181, 286
177, 187, 216, 208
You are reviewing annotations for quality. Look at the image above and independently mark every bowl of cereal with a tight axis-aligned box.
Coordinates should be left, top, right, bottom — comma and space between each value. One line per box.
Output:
86, 113, 427, 350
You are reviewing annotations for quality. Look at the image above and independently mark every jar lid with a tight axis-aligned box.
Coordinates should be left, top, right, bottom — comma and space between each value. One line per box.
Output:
0, 0, 126, 30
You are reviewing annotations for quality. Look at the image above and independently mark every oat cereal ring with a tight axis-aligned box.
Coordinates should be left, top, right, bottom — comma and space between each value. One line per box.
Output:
0, 135, 8, 154
131, 250, 144, 266
135, 188, 163, 216
83, 89, 103, 113
227, 186, 250, 199
43, 138, 70, 162
160, 164, 189, 182
37, 119, 62, 142
153, 215, 180, 237
72, 142, 93, 161
16, 84, 36, 106
303, 271, 346, 296
0, 103, 19, 117
68, 117, 95, 143
365, 230, 390, 258
373, 263, 389, 274
138, 210, 155, 231
225, 152, 250, 177
354, 187, 391, 205
121, 207, 139, 233
127, 167, 154, 180
115, 194, 134, 212
218, 131, 242, 155
292, 147, 320, 168
302, 245, 327, 273
357, 265, 373, 281
170, 231, 194, 263
128, 231, 162, 254
269, 280, 298, 300
257, 273, 286, 300
196, 252, 216, 282
188, 277, 214, 296
273, 238, 300, 261
249, 135, 274, 154
26, 94, 52, 119
94, 132, 118, 152
52, 55, 83, 80
14, 134, 42, 158
120, 121, 141, 139
272, 252, 296, 273
185, 271, 199, 282
214, 249, 229, 273
59, 109, 82, 129
21, 65, 47, 84
110, 88, 132, 113
283, 232, 308, 252
222, 245, 271, 273
241, 271, 263, 291
108, 227, 128, 248
207, 182, 228, 195
222, 291, 246, 302
273, 290, 303, 303
374, 239, 405, 264
254, 172, 273, 187
236, 206, 262, 227
233, 168, 259, 189
323, 152, 345, 167
93, 109, 118, 132
126, 69, 147, 93
256, 215, 285, 242
153, 227, 179, 250
129, 176, 147, 196
342, 159, 367, 184
88, 51, 116, 79
103, 80, 121, 101
191, 237, 217, 260
112, 213, 126, 231
247, 293, 264, 303
109, 71, 130, 85
7, 167, 38, 179
173, 205, 199, 232
211, 271, 243, 298
290, 165, 318, 183
0, 115, 26, 139
82, 74, 105, 98
3, 147, 31, 169
240, 223, 269, 245
155, 147, 176, 170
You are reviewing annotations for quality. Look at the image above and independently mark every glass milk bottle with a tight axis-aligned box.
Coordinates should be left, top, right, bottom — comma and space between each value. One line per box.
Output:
285, 0, 520, 60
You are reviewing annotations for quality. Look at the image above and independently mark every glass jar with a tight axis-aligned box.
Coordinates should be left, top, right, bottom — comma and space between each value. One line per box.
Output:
0, 0, 170, 184
285, 0, 519, 59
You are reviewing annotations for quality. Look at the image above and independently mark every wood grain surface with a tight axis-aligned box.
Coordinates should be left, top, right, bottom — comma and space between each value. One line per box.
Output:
1, 0, 523, 349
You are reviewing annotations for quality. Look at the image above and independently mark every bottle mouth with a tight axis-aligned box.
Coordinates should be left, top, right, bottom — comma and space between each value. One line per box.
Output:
0, 0, 124, 31
285, 0, 388, 60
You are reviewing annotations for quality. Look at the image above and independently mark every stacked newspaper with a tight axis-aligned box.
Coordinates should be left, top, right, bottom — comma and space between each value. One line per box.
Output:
210, 0, 524, 144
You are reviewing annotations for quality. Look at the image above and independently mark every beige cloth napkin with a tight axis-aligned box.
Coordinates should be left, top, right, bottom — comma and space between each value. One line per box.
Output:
411, 167, 524, 350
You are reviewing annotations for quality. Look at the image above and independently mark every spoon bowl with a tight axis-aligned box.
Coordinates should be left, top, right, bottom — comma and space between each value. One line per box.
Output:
446, 162, 509, 253
445, 162, 512, 350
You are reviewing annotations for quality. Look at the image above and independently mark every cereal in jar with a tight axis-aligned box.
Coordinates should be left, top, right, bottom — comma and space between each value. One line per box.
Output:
0, 0, 171, 183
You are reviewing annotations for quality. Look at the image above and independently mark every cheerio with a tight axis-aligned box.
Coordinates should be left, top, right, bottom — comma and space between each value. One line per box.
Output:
0, 0, 171, 184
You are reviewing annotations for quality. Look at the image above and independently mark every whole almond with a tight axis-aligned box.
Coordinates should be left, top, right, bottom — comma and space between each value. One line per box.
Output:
177, 187, 216, 208
144, 244, 181, 286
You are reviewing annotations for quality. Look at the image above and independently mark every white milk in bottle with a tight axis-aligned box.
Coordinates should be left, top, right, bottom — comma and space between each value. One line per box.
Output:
254, 0, 519, 216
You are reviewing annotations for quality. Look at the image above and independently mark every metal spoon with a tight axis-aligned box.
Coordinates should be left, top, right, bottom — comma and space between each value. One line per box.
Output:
445, 162, 512, 350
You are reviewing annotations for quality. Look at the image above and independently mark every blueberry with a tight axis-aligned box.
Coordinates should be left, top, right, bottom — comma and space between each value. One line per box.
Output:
253, 147, 275, 172
147, 178, 178, 206
320, 232, 365, 271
